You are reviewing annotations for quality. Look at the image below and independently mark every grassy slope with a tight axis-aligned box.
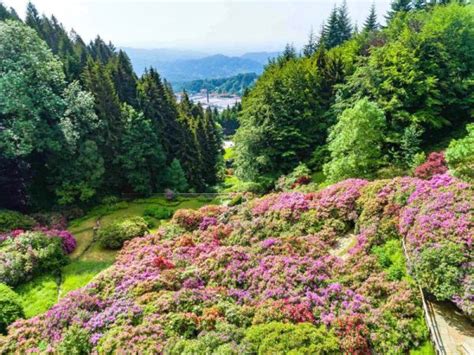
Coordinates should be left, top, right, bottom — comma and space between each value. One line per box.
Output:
16, 196, 218, 317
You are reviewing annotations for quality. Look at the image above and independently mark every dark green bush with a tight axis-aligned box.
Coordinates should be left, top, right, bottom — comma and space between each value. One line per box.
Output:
143, 206, 173, 220
0, 283, 24, 334
0, 210, 36, 233
97, 217, 148, 249
414, 242, 465, 300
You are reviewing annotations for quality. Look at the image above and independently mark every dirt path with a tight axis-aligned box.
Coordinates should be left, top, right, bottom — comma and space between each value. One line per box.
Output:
426, 299, 474, 355
331, 233, 357, 260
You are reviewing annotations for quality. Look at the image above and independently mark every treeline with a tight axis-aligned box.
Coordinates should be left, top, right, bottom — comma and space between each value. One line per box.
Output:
0, 2, 222, 211
173, 73, 258, 96
235, 1, 474, 186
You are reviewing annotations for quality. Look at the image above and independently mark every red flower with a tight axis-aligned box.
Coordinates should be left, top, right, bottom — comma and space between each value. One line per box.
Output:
152, 256, 174, 270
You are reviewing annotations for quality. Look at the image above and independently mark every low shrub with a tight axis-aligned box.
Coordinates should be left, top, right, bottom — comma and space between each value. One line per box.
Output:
413, 242, 465, 300
0, 231, 68, 286
244, 322, 339, 354
172, 209, 203, 231
97, 217, 148, 249
414, 152, 447, 179
0, 210, 36, 233
29, 212, 67, 230
275, 163, 312, 191
0, 283, 24, 334
143, 206, 173, 220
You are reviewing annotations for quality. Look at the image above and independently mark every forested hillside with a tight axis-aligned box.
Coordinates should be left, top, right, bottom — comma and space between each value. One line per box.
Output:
173, 73, 258, 95
0, 3, 223, 211
0, 0, 473, 353
234, 1, 474, 189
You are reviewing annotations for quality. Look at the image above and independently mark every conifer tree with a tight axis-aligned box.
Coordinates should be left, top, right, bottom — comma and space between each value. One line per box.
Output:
386, 0, 412, 21
165, 159, 189, 192
25, 2, 42, 33
324, 6, 340, 49
363, 3, 379, 32
82, 59, 124, 190
108, 50, 138, 107
0, 3, 19, 21
303, 28, 318, 57
89, 36, 115, 64
337, 1, 352, 43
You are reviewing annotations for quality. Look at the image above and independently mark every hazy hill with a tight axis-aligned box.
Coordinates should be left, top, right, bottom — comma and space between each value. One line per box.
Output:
123, 48, 278, 82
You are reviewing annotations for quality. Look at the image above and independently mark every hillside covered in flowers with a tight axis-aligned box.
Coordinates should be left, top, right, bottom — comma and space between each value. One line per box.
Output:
1, 174, 471, 353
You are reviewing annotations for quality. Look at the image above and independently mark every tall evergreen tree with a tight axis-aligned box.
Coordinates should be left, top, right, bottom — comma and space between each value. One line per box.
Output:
88, 36, 115, 64
82, 59, 124, 190
108, 50, 138, 107
137, 68, 183, 161
303, 28, 318, 57
323, 6, 340, 49
0, 3, 20, 21
363, 4, 379, 32
337, 1, 352, 43
386, 0, 412, 21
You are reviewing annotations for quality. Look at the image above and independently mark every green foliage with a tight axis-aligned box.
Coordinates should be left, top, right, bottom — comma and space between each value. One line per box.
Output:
57, 324, 92, 355
15, 274, 58, 318
244, 322, 339, 354
275, 163, 312, 191
446, 123, 474, 182
117, 104, 166, 195
0, 231, 67, 287
143, 206, 173, 220
0, 283, 24, 334
0, 210, 36, 232
414, 241, 465, 300
97, 217, 148, 249
165, 159, 189, 193
372, 239, 407, 281
324, 99, 386, 182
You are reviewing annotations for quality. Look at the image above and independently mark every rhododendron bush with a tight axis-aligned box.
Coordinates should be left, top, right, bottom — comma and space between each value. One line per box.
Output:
0, 230, 75, 287
1, 175, 472, 353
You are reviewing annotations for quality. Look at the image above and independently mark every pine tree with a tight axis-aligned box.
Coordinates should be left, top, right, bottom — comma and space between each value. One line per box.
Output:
89, 36, 115, 64
137, 68, 183, 162
337, 1, 352, 43
82, 59, 124, 190
386, 0, 412, 21
25, 2, 42, 33
108, 50, 138, 107
165, 159, 189, 192
323, 6, 341, 49
303, 28, 318, 57
0, 3, 20, 21
363, 3, 379, 32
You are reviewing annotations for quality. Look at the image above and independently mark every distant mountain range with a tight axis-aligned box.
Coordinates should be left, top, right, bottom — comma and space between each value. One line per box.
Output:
122, 48, 279, 83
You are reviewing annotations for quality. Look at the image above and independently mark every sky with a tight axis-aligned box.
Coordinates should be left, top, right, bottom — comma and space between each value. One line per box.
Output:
3, 0, 392, 54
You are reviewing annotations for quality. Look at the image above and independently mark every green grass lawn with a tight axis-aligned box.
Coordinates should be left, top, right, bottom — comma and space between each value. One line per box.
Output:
16, 274, 59, 318
15, 195, 218, 318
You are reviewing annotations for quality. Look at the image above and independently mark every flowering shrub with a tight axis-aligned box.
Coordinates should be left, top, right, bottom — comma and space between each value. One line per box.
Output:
1, 175, 471, 353
414, 151, 447, 179
0, 231, 68, 286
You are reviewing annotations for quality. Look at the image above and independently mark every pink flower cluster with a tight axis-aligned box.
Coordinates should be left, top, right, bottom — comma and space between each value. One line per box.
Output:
1, 175, 471, 354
